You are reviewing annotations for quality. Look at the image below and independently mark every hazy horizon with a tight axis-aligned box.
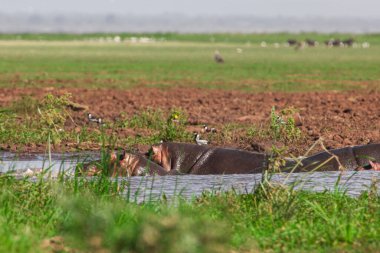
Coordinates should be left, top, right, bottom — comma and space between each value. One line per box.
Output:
3, 0, 380, 18
2, 0, 380, 33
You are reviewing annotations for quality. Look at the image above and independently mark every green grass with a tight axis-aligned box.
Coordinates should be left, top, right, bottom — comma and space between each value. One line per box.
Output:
0, 172, 379, 253
0, 34, 379, 91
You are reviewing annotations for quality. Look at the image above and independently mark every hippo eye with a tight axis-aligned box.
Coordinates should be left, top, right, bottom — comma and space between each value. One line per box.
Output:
119, 150, 126, 160
145, 149, 153, 158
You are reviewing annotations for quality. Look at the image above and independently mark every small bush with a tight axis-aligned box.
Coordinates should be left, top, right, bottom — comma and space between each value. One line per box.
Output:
269, 106, 302, 143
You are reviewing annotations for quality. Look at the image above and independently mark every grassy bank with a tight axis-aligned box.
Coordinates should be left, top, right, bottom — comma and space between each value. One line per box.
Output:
1, 172, 379, 253
0, 36, 379, 91
0, 93, 304, 152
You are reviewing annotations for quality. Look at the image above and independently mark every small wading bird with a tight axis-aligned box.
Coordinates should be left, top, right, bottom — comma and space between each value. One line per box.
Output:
202, 124, 217, 133
193, 132, 208, 145
87, 113, 102, 124
214, 50, 224, 63
294, 41, 306, 51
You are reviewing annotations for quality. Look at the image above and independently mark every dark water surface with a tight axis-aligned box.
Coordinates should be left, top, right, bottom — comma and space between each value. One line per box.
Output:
0, 151, 99, 174
123, 171, 379, 203
1, 152, 379, 203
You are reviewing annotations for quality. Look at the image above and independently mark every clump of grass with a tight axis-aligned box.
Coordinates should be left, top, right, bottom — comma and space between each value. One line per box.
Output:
1, 94, 119, 149
37, 93, 73, 144
10, 95, 40, 116
160, 108, 190, 142
217, 123, 244, 144
197, 180, 380, 252
270, 106, 302, 143
0, 93, 75, 146
120, 108, 192, 143
125, 108, 165, 130
267, 145, 289, 172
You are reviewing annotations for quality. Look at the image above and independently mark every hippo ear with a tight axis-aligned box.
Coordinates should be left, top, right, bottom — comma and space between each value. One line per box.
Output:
151, 145, 162, 163
110, 152, 117, 162
152, 145, 160, 155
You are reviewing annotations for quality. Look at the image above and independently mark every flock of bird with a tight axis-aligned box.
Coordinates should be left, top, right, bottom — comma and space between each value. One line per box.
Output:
213, 38, 370, 62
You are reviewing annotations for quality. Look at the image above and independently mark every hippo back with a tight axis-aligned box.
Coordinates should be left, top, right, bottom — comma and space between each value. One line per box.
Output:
189, 147, 267, 174
165, 142, 212, 173
293, 144, 380, 172
352, 144, 380, 167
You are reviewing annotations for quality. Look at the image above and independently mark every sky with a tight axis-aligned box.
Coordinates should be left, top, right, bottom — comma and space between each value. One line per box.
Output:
2, 0, 380, 18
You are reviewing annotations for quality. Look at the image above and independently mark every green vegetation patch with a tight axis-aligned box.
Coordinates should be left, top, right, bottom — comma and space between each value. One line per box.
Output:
0, 94, 96, 147
0, 173, 379, 253
0, 94, 194, 151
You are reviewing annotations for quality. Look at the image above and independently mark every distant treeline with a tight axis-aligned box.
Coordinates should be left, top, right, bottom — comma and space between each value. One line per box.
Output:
0, 33, 380, 44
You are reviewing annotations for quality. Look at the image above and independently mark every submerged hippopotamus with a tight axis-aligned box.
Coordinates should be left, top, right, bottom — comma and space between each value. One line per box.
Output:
150, 142, 380, 175
80, 151, 168, 177
150, 142, 268, 174
292, 143, 380, 172
81, 142, 380, 176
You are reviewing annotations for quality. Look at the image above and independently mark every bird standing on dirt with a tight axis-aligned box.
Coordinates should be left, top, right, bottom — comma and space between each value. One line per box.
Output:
194, 133, 208, 145
87, 113, 102, 124
202, 124, 217, 133
214, 50, 224, 63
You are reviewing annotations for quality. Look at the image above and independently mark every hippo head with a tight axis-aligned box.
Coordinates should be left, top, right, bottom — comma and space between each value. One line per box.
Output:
150, 143, 171, 171
79, 151, 120, 176
118, 153, 147, 176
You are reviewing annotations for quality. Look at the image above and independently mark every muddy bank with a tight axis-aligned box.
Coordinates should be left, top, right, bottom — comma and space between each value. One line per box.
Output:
0, 87, 379, 154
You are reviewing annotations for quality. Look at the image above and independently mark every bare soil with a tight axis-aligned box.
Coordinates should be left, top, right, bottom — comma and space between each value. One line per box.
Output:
0, 87, 379, 155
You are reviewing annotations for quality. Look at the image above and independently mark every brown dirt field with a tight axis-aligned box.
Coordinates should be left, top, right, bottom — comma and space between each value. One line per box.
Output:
0, 87, 379, 155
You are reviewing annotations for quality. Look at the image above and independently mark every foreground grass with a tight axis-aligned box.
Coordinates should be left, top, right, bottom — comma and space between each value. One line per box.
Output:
0, 36, 379, 91
0, 173, 379, 253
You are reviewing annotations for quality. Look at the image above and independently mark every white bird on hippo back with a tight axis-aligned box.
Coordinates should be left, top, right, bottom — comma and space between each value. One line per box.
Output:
194, 133, 208, 145
214, 50, 224, 63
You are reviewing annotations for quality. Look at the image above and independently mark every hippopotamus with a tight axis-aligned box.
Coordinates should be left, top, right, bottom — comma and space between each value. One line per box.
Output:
80, 151, 168, 177
151, 142, 380, 175
150, 142, 267, 174
117, 152, 169, 176
292, 143, 380, 172
80, 143, 380, 176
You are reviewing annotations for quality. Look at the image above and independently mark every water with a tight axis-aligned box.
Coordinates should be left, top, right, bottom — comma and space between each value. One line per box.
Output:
0, 151, 99, 175
123, 171, 379, 203
1, 152, 379, 203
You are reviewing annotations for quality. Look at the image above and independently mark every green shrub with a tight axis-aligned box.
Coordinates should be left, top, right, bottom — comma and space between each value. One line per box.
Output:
270, 106, 302, 143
